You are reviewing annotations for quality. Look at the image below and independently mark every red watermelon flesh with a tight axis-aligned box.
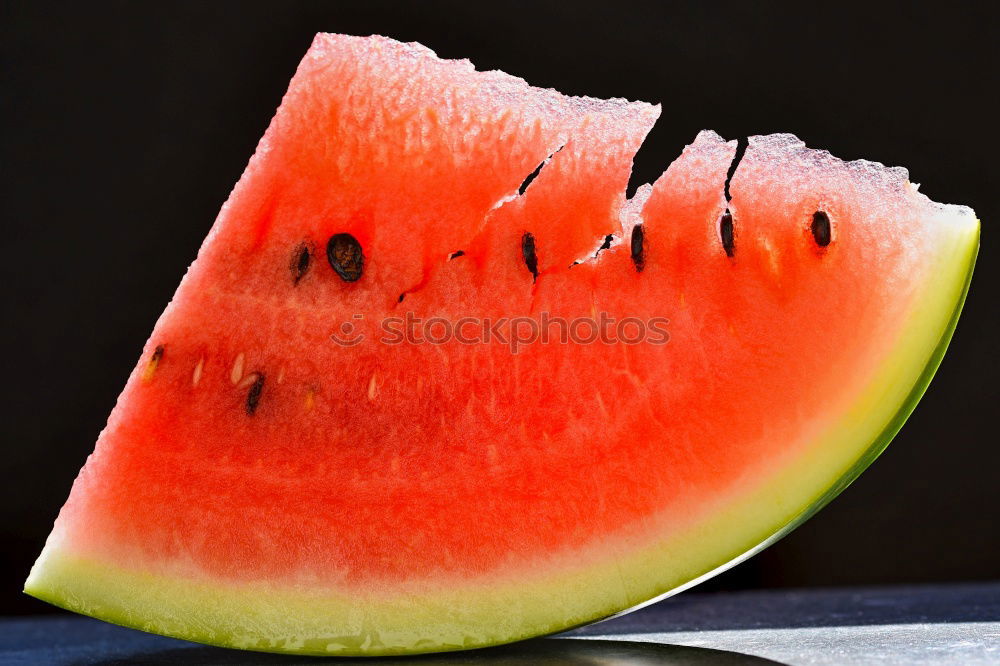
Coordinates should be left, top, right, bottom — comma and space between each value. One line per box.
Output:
25, 34, 978, 655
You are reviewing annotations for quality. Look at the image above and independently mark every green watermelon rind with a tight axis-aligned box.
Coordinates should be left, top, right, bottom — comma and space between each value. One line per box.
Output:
25, 222, 979, 656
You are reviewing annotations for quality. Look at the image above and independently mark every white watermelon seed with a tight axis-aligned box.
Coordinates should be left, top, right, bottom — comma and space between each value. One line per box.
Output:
142, 345, 164, 382
230, 353, 245, 385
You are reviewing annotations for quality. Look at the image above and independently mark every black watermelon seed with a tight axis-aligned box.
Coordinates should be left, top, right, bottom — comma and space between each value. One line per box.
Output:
631, 225, 646, 272
449, 250, 465, 259
398, 293, 406, 303
246, 374, 265, 415
521, 232, 539, 281
720, 210, 735, 258
811, 210, 832, 247
326, 233, 365, 282
598, 234, 614, 252
291, 242, 312, 285
151, 345, 164, 363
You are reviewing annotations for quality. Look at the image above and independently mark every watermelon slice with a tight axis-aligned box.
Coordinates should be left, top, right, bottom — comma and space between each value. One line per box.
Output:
25, 34, 978, 656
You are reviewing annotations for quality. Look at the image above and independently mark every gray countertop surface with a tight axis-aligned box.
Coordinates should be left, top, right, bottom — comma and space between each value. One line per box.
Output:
2, 582, 997, 665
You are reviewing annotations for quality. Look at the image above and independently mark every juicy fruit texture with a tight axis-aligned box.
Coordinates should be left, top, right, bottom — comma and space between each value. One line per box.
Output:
25, 34, 978, 655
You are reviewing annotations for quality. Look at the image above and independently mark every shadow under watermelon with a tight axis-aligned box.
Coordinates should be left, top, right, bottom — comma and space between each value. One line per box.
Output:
85, 638, 782, 665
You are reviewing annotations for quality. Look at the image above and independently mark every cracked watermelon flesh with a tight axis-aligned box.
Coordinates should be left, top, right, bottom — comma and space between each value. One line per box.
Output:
25, 34, 979, 656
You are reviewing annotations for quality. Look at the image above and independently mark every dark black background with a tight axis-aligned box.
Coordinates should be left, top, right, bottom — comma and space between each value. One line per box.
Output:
2, 1, 996, 616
